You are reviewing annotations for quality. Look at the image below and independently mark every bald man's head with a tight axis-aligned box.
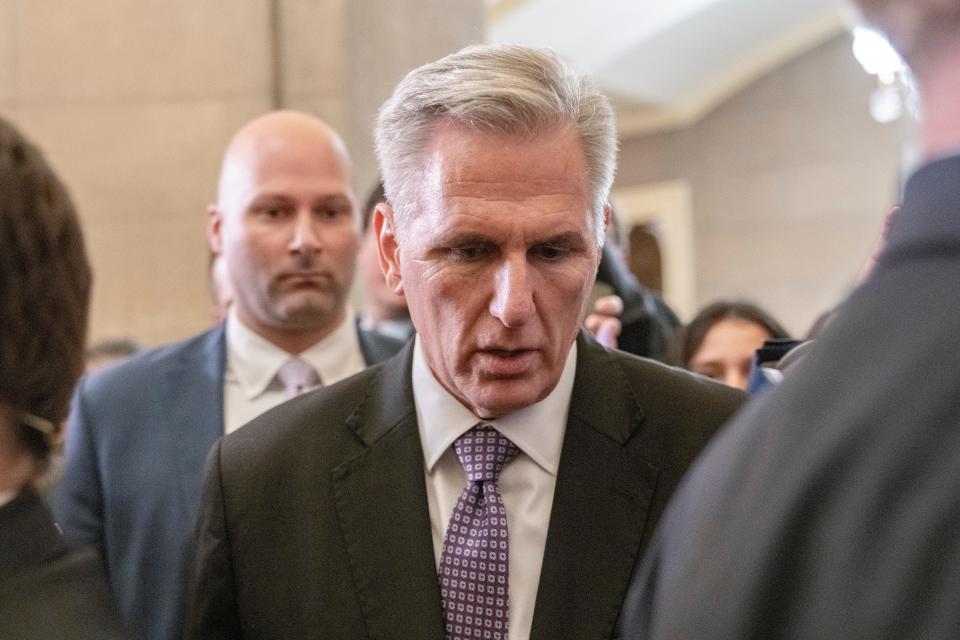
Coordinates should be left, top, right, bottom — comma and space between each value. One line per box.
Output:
208, 111, 361, 352
216, 111, 353, 211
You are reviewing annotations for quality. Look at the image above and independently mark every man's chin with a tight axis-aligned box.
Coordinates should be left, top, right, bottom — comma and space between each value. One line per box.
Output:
462, 380, 553, 419
275, 298, 341, 329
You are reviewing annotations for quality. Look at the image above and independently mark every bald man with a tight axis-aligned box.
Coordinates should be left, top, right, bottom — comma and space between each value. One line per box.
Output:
54, 111, 403, 640
622, 1, 960, 638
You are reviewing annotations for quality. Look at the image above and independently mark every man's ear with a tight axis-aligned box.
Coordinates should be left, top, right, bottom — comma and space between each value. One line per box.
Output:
207, 204, 224, 254
603, 201, 612, 230
375, 202, 403, 295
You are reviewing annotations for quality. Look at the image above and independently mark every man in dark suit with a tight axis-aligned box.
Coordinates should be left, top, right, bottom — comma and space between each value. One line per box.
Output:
185, 44, 743, 640
54, 111, 403, 640
623, 2, 960, 638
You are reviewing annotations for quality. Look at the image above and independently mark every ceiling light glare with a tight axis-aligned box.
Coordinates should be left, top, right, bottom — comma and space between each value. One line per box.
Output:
852, 27, 905, 77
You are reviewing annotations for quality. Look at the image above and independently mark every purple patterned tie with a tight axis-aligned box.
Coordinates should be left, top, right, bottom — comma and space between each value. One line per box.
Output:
439, 424, 519, 640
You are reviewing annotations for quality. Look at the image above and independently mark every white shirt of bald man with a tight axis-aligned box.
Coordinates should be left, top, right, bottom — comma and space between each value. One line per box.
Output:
223, 307, 367, 434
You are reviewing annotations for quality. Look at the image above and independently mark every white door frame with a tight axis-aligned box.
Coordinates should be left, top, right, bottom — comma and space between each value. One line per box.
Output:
611, 180, 696, 320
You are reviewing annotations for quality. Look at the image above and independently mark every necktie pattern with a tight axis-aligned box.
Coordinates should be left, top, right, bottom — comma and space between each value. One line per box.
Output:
275, 357, 321, 399
439, 424, 519, 640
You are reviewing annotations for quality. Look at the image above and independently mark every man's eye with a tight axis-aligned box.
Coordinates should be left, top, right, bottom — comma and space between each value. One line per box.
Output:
694, 368, 721, 380
533, 244, 567, 261
449, 245, 489, 262
254, 206, 287, 219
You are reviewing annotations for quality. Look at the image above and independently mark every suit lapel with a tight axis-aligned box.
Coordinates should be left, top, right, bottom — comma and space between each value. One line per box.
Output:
530, 334, 659, 640
331, 344, 446, 640
163, 326, 226, 521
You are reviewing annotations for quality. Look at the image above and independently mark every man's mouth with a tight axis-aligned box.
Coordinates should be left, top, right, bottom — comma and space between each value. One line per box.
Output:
280, 272, 330, 286
476, 348, 538, 376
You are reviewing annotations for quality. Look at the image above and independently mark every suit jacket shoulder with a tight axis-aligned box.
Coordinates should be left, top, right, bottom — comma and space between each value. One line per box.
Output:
78, 325, 224, 405
186, 343, 425, 639
530, 335, 744, 640
572, 332, 744, 479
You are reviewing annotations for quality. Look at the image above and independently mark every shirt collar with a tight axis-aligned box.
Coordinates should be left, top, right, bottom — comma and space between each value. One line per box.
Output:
412, 335, 576, 476
225, 307, 361, 399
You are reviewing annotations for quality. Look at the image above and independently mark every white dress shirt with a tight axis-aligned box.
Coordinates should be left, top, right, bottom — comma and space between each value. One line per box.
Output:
223, 308, 367, 434
413, 336, 576, 640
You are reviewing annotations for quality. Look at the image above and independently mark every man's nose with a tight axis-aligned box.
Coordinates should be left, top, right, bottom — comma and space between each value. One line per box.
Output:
289, 210, 321, 253
489, 257, 535, 328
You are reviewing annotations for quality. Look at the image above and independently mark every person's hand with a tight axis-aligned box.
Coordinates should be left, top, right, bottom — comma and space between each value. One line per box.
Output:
584, 294, 623, 349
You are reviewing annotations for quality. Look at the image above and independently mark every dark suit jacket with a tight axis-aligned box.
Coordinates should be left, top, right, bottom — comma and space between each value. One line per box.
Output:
0, 492, 127, 639
625, 154, 960, 639
185, 332, 743, 639
53, 322, 403, 640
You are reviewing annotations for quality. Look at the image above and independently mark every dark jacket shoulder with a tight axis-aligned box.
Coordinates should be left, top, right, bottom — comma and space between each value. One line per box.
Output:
217, 342, 412, 478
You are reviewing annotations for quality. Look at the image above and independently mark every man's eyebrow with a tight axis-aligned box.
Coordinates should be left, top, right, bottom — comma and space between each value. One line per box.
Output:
437, 232, 495, 246
537, 231, 588, 247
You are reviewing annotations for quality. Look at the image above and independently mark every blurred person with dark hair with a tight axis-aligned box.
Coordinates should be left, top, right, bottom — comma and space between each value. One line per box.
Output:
622, 0, 960, 637
54, 111, 404, 640
671, 300, 790, 390
358, 180, 413, 340
0, 116, 126, 639
591, 241, 679, 360
86, 338, 142, 373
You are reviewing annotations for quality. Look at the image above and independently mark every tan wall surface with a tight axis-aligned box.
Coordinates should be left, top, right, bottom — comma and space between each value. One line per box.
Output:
617, 34, 910, 335
0, 0, 483, 347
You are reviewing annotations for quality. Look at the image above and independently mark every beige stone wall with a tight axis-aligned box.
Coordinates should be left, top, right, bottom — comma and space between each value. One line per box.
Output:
617, 34, 911, 336
0, 0, 482, 347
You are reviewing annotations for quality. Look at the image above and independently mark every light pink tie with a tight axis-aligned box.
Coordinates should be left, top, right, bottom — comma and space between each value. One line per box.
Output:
276, 357, 321, 399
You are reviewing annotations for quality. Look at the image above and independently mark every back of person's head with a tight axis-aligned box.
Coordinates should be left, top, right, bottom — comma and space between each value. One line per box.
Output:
0, 117, 91, 478
672, 300, 790, 369
374, 43, 618, 240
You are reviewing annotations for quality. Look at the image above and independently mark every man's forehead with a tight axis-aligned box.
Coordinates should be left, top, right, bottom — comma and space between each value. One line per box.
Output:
418, 122, 589, 198
222, 147, 352, 203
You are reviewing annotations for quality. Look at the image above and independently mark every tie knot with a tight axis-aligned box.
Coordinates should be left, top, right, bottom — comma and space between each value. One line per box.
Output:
276, 357, 321, 399
453, 424, 519, 484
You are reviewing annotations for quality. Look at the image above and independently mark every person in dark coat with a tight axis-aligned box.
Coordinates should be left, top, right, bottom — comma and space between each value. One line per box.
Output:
0, 116, 127, 639
621, 1, 960, 637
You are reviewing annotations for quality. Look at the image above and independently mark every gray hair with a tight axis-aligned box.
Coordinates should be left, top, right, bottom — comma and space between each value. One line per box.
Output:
374, 43, 618, 246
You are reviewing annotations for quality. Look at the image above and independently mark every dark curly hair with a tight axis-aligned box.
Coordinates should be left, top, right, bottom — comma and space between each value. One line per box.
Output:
0, 116, 91, 466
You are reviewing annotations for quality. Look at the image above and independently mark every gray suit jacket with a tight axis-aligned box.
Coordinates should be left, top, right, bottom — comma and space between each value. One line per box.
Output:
185, 332, 743, 639
626, 154, 960, 639
53, 321, 404, 640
